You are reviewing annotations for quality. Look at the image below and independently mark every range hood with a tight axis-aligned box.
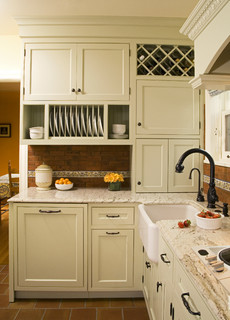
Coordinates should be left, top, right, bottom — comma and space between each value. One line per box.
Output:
180, 0, 230, 91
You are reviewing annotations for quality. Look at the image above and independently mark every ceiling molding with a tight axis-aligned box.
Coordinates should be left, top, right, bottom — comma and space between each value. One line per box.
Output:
180, 0, 229, 40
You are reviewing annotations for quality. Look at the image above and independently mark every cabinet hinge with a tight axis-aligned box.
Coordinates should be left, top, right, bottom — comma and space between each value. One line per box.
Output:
142, 246, 144, 253
199, 121, 201, 129
129, 49, 131, 56
23, 87, 25, 95
142, 275, 144, 283
129, 88, 131, 95
24, 49, 26, 56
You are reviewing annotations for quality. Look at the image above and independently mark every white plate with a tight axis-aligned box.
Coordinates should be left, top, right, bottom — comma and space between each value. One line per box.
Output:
93, 115, 98, 136
59, 108, 64, 135
76, 108, 81, 135
54, 108, 59, 135
71, 108, 76, 135
109, 133, 128, 139
88, 115, 92, 136
65, 108, 70, 135
98, 114, 104, 136
81, 108, 86, 135
49, 110, 54, 136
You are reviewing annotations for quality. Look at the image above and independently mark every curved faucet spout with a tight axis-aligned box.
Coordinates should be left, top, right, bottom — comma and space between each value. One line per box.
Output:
175, 148, 218, 208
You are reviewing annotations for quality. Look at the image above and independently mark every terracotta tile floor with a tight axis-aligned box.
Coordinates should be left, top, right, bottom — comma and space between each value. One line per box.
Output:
0, 271, 149, 320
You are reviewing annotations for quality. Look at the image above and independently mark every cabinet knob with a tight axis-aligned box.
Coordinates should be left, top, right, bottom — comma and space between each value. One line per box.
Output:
157, 281, 162, 292
71, 88, 76, 92
145, 261, 151, 269
77, 88, 82, 93
137, 181, 141, 185
137, 122, 142, 126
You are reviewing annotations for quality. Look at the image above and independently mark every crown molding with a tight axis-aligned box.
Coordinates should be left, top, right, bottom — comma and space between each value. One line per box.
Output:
180, 0, 229, 40
189, 74, 230, 90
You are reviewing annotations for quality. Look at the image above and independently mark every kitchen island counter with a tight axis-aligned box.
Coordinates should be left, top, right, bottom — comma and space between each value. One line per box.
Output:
157, 218, 230, 320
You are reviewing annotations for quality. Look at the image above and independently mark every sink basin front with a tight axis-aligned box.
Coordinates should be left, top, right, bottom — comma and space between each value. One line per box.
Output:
138, 204, 198, 263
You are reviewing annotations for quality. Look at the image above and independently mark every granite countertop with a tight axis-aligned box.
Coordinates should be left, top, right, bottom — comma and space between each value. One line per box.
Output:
156, 219, 230, 320
8, 187, 203, 204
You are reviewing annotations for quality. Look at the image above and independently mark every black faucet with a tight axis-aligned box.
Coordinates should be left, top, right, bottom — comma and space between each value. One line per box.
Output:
175, 148, 218, 208
189, 168, 205, 202
215, 203, 229, 217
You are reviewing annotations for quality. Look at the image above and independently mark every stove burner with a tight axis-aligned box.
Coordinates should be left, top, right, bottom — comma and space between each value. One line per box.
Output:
219, 248, 230, 266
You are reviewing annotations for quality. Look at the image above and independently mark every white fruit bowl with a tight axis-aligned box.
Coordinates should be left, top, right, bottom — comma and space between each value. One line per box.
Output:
195, 212, 223, 230
55, 183, 73, 191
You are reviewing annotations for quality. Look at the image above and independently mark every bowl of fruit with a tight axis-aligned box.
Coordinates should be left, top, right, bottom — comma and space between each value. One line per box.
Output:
195, 210, 223, 230
55, 178, 73, 191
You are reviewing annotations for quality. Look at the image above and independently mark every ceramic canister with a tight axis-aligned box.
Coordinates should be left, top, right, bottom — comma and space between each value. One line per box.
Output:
35, 163, 53, 190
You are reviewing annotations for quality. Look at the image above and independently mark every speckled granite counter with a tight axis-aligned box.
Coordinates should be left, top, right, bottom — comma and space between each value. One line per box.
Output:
8, 187, 204, 205
156, 219, 230, 320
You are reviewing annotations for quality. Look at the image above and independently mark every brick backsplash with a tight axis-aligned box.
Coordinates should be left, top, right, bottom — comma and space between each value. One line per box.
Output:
28, 145, 131, 189
203, 163, 230, 203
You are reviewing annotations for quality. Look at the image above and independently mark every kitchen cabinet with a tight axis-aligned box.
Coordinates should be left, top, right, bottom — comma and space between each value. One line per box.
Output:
136, 80, 199, 135
136, 139, 200, 192
24, 43, 129, 101
10, 202, 142, 300
89, 205, 141, 291
16, 204, 87, 290
142, 250, 163, 320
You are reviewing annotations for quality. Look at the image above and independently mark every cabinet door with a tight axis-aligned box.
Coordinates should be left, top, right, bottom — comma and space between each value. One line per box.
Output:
77, 44, 129, 100
137, 80, 199, 135
17, 206, 86, 289
136, 139, 168, 192
91, 229, 133, 289
24, 44, 77, 100
168, 139, 200, 192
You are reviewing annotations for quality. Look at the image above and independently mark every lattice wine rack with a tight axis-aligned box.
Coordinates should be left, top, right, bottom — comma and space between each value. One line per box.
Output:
137, 44, 194, 76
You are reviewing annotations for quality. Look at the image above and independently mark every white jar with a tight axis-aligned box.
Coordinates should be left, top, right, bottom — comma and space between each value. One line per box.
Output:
35, 163, 52, 191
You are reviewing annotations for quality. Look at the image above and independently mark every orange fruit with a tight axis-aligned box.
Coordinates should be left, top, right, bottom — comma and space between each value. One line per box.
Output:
67, 181, 72, 184
55, 180, 60, 184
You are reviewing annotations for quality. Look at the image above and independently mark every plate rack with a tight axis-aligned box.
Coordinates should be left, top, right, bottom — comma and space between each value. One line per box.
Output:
49, 105, 104, 138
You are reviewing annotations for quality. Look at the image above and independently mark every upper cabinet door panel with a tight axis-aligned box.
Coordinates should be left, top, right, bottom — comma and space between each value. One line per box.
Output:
137, 80, 199, 135
24, 44, 77, 100
77, 44, 129, 101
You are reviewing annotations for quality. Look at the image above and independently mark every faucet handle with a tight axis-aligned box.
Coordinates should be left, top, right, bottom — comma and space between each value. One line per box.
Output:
223, 203, 229, 217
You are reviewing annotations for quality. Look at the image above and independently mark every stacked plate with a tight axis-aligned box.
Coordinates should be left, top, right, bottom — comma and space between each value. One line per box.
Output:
49, 105, 104, 137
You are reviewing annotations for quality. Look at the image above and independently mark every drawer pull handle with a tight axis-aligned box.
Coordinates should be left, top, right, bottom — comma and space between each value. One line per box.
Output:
156, 281, 162, 292
160, 253, 170, 264
39, 209, 61, 214
106, 232, 120, 235
181, 292, 201, 316
106, 214, 120, 218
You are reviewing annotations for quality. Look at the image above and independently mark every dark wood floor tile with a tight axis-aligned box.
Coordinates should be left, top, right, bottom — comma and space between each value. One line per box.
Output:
0, 284, 8, 294
60, 299, 85, 308
86, 299, 110, 307
110, 298, 133, 307
0, 309, 19, 320
35, 299, 61, 309
43, 309, 70, 320
9, 299, 36, 309
132, 298, 146, 307
97, 308, 122, 320
0, 295, 10, 308
15, 309, 45, 320
0, 273, 7, 282
70, 308, 96, 320
123, 307, 149, 320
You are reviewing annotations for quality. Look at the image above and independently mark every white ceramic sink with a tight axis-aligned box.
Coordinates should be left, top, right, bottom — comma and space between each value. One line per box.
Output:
138, 204, 198, 263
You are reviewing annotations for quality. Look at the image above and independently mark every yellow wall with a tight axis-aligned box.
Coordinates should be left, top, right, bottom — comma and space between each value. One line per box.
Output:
0, 83, 20, 175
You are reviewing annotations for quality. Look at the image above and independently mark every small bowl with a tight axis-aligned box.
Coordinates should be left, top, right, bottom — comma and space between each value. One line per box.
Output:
195, 212, 224, 230
112, 124, 126, 135
55, 183, 73, 191
29, 127, 44, 139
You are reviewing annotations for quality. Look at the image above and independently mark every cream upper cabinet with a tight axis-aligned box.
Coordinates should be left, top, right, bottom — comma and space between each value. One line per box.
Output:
24, 43, 129, 101
136, 139, 168, 192
76, 44, 129, 101
24, 44, 77, 101
136, 139, 200, 192
168, 139, 200, 192
136, 80, 199, 135
16, 205, 86, 290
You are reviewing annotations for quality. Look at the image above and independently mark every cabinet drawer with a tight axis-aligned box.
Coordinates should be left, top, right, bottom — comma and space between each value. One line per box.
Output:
91, 207, 134, 226
18, 205, 83, 215
174, 259, 217, 320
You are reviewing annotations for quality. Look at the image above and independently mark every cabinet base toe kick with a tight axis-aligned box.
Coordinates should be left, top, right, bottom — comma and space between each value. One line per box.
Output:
14, 290, 143, 300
